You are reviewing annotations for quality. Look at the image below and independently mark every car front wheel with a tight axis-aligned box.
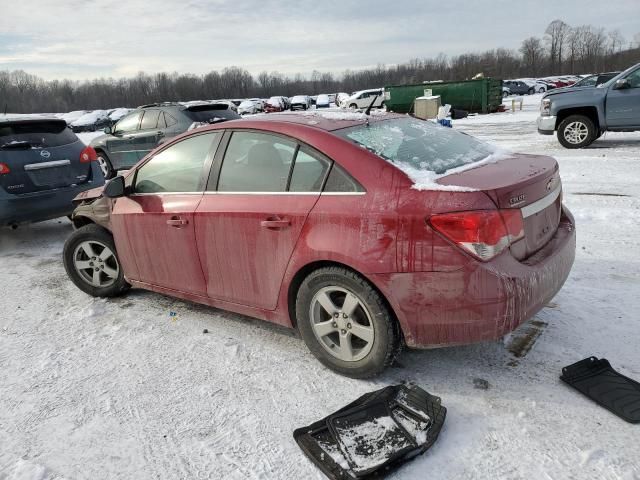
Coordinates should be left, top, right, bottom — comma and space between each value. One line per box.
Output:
63, 224, 130, 297
557, 114, 596, 149
296, 267, 401, 378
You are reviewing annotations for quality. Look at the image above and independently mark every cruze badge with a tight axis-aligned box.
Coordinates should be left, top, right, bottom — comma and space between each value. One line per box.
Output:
509, 194, 526, 205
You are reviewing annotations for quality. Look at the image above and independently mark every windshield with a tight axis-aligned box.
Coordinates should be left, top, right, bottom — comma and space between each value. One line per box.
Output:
574, 75, 597, 87
335, 117, 495, 174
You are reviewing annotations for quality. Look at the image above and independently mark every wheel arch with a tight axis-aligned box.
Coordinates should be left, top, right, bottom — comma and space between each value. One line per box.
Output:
556, 107, 600, 131
286, 260, 402, 339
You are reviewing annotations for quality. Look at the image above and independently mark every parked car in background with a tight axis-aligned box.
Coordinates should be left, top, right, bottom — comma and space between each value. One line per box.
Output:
573, 72, 620, 88
290, 95, 312, 110
503, 80, 534, 95
327, 94, 337, 104
265, 97, 285, 113
249, 98, 265, 112
336, 92, 350, 107
0, 116, 104, 227
64, 111, 575, 378
538, 63, 640, 148
90, 102, 240, 178
315, 94, 330, 108
238, 100, 259, 115
341, 89, 384, 109
70, 110, 111, 133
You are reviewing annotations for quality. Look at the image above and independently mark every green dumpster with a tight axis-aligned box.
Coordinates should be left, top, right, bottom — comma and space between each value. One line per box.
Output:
384, 78, 503, 114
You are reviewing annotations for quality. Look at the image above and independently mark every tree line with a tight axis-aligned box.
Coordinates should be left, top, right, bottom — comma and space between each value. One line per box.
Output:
1, 19, 639, 114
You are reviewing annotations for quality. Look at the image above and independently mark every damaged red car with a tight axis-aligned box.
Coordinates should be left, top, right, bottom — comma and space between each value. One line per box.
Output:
64, 112, 576, 378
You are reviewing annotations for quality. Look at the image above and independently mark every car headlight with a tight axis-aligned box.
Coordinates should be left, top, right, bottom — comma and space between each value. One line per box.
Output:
541, 98, 551, 116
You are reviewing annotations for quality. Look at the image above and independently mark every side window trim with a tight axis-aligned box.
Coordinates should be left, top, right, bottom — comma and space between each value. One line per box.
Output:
131, 131, 223, 194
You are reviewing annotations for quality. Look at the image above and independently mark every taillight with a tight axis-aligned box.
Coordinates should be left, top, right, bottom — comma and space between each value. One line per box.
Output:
79, 146, 97, 163
0, 163, 10, 175
429, 209, 524, 261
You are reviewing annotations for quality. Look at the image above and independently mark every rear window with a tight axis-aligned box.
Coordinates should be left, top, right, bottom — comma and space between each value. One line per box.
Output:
184, 105, 240, 123
335, 117, 494, 174
0, 121, 78, 148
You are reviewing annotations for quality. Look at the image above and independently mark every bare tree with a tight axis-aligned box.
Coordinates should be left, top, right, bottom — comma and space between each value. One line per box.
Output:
520, 37, 545, 75
545, 20, 569, 73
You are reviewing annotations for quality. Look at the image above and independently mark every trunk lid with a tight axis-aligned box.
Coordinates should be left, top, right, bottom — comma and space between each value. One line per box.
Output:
437, 154, 562, 260
0, 119, 90, 194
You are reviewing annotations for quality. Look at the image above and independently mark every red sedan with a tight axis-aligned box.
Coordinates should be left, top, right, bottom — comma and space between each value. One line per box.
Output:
64, 112, 576, 378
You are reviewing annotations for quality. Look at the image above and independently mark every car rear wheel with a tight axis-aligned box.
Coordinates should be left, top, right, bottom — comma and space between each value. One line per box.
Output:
557, 114, 596, 149
63, 224, 130, 297
528, 88, 535, 95
349, 103, 358, 109
538, 87, 546, 93
96, 151, 114, 179
296, 266, 401, 378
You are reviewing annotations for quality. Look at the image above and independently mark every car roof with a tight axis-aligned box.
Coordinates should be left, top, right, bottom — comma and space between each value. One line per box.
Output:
211, 110, 403, 132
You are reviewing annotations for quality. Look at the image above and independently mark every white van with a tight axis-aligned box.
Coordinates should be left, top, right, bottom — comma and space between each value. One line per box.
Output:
340, 88, 385, 109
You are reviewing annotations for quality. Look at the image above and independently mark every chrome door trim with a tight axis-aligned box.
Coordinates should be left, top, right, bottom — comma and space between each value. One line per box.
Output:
24, 159, 70, 170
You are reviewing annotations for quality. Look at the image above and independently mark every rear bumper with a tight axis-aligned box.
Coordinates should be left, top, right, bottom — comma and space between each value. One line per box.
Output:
371, 206, 576, 348
537, 115, 556, 134
0, 166, 105, 226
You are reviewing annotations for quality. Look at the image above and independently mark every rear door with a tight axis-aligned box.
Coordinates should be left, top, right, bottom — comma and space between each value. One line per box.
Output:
0, 119, 88, 194
106, 111, 143, 169
110, 131, 222, 294
606, 67, 640, 128
194, 130, 331, 310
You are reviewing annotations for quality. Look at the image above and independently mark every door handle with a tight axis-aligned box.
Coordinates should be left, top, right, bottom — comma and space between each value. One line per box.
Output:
157, 131, 165, 137
166, 216, 189, 227
260, 217, 291, 230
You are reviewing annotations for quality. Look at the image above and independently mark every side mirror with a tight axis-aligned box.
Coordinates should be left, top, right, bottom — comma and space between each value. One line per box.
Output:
613, 79, 630, 90
104, 175, 126, 198
103, 126, 113, 134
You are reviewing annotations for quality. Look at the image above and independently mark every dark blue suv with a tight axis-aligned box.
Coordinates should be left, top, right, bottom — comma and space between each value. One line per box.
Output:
0, 117, 105, 227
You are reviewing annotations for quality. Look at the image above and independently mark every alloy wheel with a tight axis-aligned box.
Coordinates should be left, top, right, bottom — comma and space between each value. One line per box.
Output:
309, 286, 375, 362
73, 240, 120, 288
97, 156, 110, 178
563, 121, 589, 145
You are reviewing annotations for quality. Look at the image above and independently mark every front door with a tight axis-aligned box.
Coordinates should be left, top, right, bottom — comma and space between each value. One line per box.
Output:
606, 67, 640, 128
107, 111, 143, 169
110, 131, 222, 295
195, 131, 331, 310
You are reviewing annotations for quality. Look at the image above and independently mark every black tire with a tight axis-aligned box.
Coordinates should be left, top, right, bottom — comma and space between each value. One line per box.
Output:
296, 266, 401, 378
349, 103, 358, 109
96, 150, 115, 179
528, 87, 534, 95
63, 224, 130, 297
557, 114, 596, 149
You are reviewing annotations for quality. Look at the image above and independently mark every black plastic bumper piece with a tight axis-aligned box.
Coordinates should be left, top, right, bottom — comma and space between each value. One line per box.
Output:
293, 384, 446, 479
560, 357, 640, 424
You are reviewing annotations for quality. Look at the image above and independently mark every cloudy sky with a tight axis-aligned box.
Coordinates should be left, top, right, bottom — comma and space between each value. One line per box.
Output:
1, 0, 638, 81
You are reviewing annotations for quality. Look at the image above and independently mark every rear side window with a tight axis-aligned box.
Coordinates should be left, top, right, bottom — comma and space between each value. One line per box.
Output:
217, 132, 295, 192
164, 112, 178, 127
140, 110, 160, 130
324, 164, 365, 193
134, 132, 220, 193
0, 121, 77, 148
289, 148, 330, 192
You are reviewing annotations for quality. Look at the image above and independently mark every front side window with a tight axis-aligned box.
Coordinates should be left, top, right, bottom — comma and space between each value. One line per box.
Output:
625, 69, 640, 88
134, 132, 220, 193
217, 131, 296, 192
114, 112, 142, 134
336, 117, 495, 174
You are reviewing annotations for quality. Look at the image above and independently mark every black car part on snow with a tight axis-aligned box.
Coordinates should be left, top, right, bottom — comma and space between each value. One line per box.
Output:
293, 384, 446, 479
561, 357, 640, 424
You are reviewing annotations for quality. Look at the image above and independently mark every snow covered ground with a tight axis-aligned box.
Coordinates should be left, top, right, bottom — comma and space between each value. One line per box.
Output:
1, 94, 639, 479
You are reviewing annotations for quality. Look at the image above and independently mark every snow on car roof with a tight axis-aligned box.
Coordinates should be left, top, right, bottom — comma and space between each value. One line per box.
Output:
242, 109, 401, 131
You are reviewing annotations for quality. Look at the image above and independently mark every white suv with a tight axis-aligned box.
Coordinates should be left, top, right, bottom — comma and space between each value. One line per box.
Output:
341, 88, 385, 109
